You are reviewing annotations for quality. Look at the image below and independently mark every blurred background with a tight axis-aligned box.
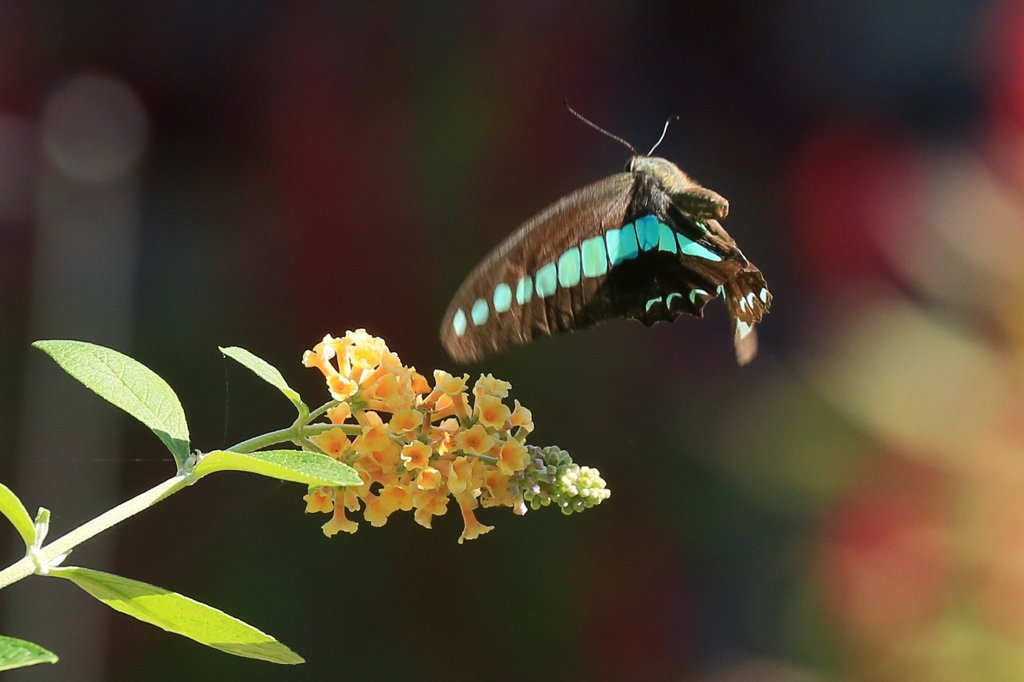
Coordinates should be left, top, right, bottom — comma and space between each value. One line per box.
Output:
2, 1, 1023, 680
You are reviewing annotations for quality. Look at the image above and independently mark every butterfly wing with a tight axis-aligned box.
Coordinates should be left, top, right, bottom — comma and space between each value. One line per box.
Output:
441, 173, 634, 362
440, 170, 771, 363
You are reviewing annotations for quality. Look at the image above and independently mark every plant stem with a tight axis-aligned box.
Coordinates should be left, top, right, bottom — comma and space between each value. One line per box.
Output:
227, 424, 360, 453
0, 474, 189, 590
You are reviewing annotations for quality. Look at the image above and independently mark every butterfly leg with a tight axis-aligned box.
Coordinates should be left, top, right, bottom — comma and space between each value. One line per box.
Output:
672, 187, 729, 220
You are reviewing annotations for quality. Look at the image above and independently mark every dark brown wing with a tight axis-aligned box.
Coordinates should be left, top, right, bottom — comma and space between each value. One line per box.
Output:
441, 173, 635, 362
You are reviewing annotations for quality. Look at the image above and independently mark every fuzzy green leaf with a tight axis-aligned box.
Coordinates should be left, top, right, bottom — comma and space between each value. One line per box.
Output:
49, 567, 302, 664
0, 635, 58, 671
192, 449, 361, 487
219, 346, 307, 415
0, 483, 35, 548
33, 341, 190, 467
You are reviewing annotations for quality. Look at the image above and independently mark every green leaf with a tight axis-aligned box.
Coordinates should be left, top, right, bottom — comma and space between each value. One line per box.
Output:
0, 635, 58, 671
0, 483, 35, 548
193, 449, 361, 487
219, 346, 307, 415
49, 567, 302, 664
33, 340, 190, 467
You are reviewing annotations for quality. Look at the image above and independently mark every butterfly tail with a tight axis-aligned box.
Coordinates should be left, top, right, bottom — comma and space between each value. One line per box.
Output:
721, 269, 772, 365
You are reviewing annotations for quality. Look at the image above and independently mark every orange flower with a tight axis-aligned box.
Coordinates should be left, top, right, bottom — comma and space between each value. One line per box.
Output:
353, 411, 392, 455
304, 487, 334, 513
456, 424, 494, 456
344, 329, 389, 370
412, 488, 449, 528
327, 402, 352, 424
456, 492, 494, 544
380, 482, 415, 513
401, 441, 432, 470
509, 399, 534, 432
447, 456, 477, 495
363, 492, 393, 527
496, 439, 527, 475
322, 503, 358, 536
416, 466, 442, 490
312, 428, 349, 459
327, 373, 359, 401
473, 373, 511, 399
475, 395, 511, 430
411, 371, 431, 394
433, 370, 469, 395
389, 407, 424, 434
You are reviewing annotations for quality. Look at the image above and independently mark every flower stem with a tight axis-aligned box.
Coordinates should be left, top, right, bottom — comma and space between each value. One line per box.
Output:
0, 474, 190, 590
227, 424, 361, 453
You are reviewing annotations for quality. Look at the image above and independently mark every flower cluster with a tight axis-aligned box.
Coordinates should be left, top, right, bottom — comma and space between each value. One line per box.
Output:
300, 330, 608, 542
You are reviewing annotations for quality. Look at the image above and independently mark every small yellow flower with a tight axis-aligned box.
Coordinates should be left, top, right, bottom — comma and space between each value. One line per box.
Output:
416, 466, 442, 490
455, 424, 494, 456
510, 399, 534, 433
327, 403, 352, 424
481, 470, 515, 508
327, 373, 358, 401
496, 439, 527, 475
370, 370, 413, 410
353, 410, 392, 455
304, 487, 334, 513
475, 394, 511, 430
363, 492, 393, 527
312, 428, 349, 459
322, 503, 358, 536
380, 482, 415, 513
389, 407, 424, 434
473, 373, 511, 399
401, 440, 432, 470
447, 456, 476, 495
344, 329, 389, 370
412, 488, 449, 528
432, 418, 459, 454
302, 335, 337, 371
433, 370, 469, 396
456, 493, 494, 544
411, 371, 431, 394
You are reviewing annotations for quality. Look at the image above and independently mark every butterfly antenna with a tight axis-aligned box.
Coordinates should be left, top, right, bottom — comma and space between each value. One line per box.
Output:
647, 115, 679, 156
564, 100, 638, 156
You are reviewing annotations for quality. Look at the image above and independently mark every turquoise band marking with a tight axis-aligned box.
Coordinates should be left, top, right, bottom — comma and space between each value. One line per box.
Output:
644, 296, 663, 312
606, 224, 639, 265
657, 223, 677, 253
635, 215, 660, 251
693, 220, 709, 234
677, 233, 722, 262
759, 287, 770, 303
535, 263, 557, 298
493, 283, 512, 313
581, 236, 608, 277
515, 275, 533, 304
736, 319, 754, 338
666, 292, 682, 307
452, 309, 468, 336
557, 247, 582, 288
471, 298, 489, 326
689, 288, 708, 304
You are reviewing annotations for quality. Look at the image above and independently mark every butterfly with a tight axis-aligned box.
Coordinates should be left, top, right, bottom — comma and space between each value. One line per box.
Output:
440, 110, 771, 365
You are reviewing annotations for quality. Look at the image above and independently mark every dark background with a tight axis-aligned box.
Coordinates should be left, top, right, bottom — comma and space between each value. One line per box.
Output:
3, 2, 1024, 680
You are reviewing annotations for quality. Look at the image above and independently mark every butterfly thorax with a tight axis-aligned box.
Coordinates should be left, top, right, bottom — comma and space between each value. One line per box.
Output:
629, 156, 694, 195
